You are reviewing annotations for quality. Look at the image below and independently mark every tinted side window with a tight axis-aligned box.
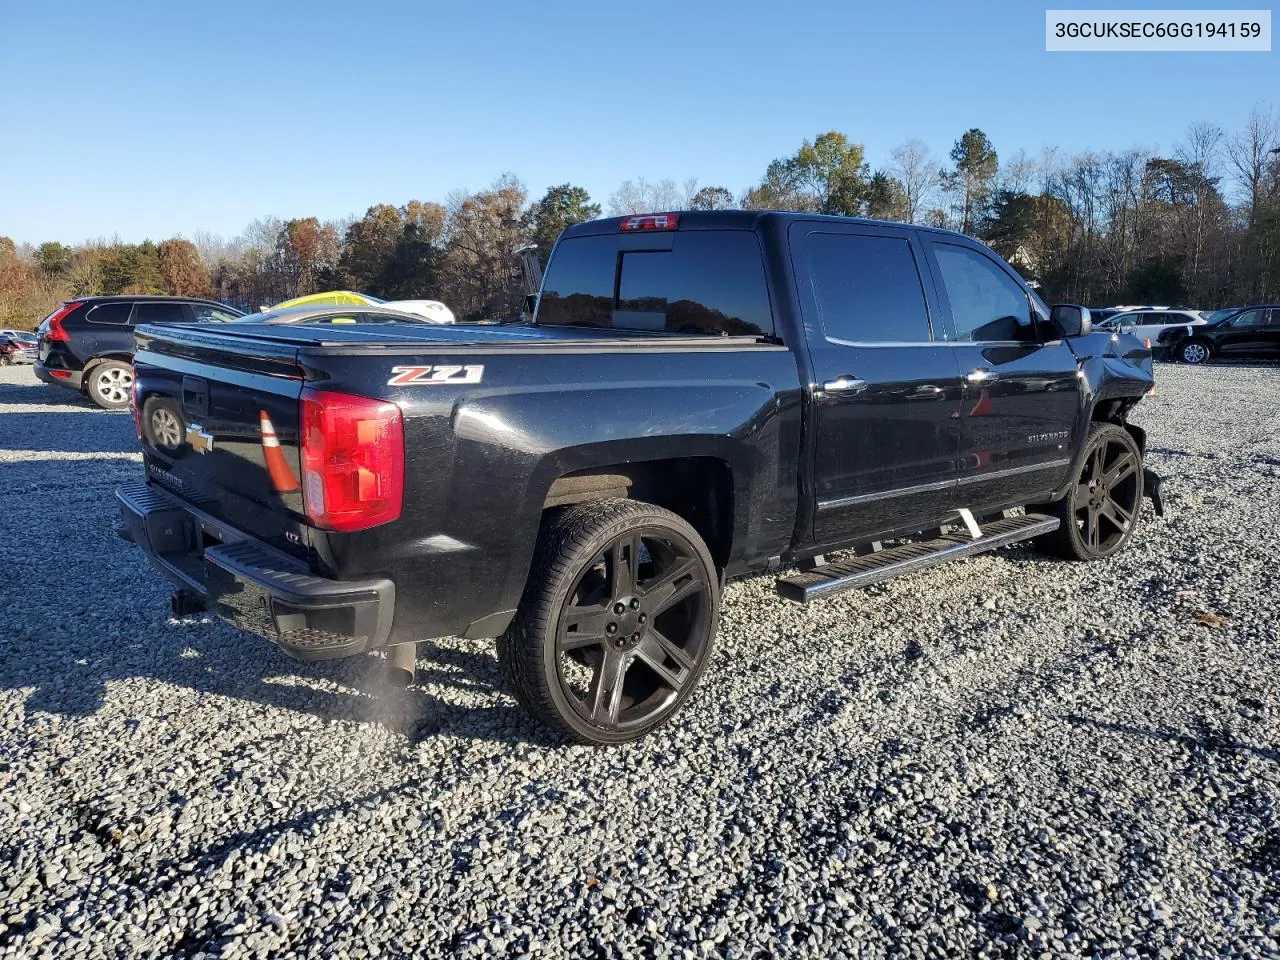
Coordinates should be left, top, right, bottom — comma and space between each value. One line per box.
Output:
85, 303, 133, 325
191, 304, 243, 322
1230, 309, 1266, 328
931, 244, 1034, 343
536, 237, 616, 329
133, 302, 190, 324
806, 233, 932, 343
615, 232, 772, 336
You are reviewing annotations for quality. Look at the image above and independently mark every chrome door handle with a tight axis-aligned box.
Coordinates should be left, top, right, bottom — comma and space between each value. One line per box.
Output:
823, 375, 867, 392
965, 368, 995, 383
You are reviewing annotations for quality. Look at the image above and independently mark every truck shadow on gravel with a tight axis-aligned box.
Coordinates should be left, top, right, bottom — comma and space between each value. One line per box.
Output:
12, 626, 555, 747
1, 401, 557, 748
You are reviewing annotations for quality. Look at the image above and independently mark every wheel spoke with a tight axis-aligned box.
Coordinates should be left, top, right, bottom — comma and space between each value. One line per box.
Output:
1103, 452, 1137, 487
587, 648, 628, 727
1090, 445, 1105, 481
1085, 506, 1101, 548
610, 533, 641, 599
633, 629, 696, 691
558, 602, 610, 651
638, 557, 699, 610
1099, 497, 1133, 532
1074, 480, 1090, 504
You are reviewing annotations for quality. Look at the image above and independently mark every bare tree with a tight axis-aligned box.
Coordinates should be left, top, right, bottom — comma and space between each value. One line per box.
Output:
998, 149, 1038, 196
888, 139, 941, 223
1226, 104, 1279, 227
607, 177, 690, 216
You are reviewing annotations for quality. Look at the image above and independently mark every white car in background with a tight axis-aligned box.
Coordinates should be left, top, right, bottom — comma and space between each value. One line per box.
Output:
380, 300, 456, 324
1096, 308, 1206, 343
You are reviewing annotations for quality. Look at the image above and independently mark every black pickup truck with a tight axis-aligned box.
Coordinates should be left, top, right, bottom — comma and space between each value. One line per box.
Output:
116, 211, 1161, 744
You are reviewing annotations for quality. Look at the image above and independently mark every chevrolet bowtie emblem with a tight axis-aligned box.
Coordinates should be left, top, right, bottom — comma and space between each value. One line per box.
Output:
186, 424, 214, 454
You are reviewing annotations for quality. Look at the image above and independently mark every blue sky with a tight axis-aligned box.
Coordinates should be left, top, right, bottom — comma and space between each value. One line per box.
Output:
1, 0, 1273, 245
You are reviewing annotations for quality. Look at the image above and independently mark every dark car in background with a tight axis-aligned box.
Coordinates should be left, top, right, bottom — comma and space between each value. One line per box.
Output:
35, 296, 245, 408
1157, 305, 1280, 364
0, 331, 38, 365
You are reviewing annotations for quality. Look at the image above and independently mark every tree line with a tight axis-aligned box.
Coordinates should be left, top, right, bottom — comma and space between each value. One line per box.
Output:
3, 103, 1278, 330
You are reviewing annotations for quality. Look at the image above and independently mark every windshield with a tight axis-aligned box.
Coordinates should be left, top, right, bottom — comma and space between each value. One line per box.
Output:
1204, 309, 1236, 323
243, 309, 443, 326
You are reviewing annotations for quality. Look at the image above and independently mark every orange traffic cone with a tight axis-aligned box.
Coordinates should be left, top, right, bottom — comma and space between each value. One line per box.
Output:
260, 410, 300, 492
969, 386, 993, 417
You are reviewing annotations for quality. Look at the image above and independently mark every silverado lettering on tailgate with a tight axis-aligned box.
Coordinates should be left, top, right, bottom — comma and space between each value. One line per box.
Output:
387, 364, 485, 386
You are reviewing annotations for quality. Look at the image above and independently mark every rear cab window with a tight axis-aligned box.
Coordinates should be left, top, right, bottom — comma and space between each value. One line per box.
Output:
537, 230, 774, 337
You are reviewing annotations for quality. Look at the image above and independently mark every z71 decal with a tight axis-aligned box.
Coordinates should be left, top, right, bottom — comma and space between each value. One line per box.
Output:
387, 364, 485, 386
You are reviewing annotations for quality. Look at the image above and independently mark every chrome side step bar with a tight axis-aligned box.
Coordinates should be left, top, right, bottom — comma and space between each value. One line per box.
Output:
775, 513, 1060, 604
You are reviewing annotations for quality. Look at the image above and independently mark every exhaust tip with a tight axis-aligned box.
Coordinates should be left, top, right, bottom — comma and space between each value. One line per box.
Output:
385, 643, 418, 688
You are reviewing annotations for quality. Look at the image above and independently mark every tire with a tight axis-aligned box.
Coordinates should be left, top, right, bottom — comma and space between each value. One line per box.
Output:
1035, 422, 1144, 561
143, 396, 184, 452
1181, 340, 1211, 365
86, 360, 133, 410
0, 355, 10, 366
498, 498, 719, 745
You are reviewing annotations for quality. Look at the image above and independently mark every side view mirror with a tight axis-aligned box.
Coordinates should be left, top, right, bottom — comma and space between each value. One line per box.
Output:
1051, 303, 1092, 338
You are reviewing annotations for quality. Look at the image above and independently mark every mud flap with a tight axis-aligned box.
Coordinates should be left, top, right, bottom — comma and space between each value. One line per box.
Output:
1143, 468, 1165, 517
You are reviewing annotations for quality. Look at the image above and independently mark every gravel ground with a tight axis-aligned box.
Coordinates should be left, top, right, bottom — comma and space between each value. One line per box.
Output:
1, 361, 1279, 960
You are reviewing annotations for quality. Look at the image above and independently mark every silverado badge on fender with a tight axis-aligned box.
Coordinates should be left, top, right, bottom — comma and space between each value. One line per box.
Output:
185, 424, 214, 454
387, 364, 484, 386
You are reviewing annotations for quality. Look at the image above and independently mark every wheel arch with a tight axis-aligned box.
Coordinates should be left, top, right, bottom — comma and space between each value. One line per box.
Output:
540, 456, 736, 572
82, 353, 133, 386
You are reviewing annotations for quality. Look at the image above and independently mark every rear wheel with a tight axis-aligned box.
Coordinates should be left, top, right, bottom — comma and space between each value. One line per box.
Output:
1036, 422, 1144, 561
1181, 340, 1210, 364
498, 499, 719, 745
143, 397, 184, 452
87, 361, 133, 409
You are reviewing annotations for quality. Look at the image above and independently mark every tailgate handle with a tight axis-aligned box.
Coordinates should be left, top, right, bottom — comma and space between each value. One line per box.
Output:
182, 376, 209, 418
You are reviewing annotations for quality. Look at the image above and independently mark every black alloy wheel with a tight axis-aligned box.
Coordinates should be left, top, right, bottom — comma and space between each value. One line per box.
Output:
499, 499, 719, 744
1036, 422, 1144, 561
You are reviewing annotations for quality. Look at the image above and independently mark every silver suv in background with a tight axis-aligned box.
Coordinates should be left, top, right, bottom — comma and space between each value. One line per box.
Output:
1095, 308, 1206, 345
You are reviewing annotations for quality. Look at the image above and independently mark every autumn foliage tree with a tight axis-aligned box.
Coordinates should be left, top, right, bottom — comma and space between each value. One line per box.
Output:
157, 239, 211, 297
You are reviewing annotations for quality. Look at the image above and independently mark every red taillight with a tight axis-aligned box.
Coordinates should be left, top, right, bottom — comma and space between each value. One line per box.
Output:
620, 213, 680, 232
43, 302, 81, 342
129, 368, 142, 439
48, 369, 72, 379
300, 388, 404, 532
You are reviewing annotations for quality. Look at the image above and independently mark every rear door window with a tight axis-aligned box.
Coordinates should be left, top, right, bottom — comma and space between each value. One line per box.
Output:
84, 303, 134, 325
538, 231, 774, 336
804, 232, 933, 343
132, 302, 191, 324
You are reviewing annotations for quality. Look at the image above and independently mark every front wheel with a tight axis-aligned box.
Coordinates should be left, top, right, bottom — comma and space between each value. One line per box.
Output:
1181, 340, 1210, 364
1035, 422, 1144, 561
498, 499, 719, 745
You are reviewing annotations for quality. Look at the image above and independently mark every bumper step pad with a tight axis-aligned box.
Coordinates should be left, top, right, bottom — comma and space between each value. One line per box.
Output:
776, 513, 1060, 604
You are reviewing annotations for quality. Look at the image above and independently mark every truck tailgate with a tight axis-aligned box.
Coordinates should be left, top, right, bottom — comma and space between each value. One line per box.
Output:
133, 325, 310, 559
